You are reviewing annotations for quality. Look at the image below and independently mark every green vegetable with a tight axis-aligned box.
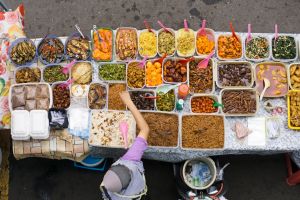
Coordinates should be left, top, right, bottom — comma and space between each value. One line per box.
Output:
272, 36, 296, 59
99, 63, 126, 81
43, 65, 69, 83
245, 37, 269, 59
156, 90, 175, 111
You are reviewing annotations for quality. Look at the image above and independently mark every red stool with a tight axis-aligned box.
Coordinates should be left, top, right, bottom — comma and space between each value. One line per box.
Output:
285, 153, 300, 185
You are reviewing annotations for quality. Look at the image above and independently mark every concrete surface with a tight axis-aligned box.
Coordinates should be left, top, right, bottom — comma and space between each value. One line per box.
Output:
3, 0, 300, 199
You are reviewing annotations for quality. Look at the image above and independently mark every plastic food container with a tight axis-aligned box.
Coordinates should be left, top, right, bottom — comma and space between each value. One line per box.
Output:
155, 87, 176, 112
195, 28, 216, 56
188, 56, 215, 94
244, 34, 271, 62
90, 27, 114, 62
138, 29, 158, 58
215, 61, 254, 89
88, 110, 137, 148
254, 61, 288, 98
98, 62, 127, 83
180, 113, 225, 151
71, 61, 93, 85
11, 110, 30, 140
288, 62, 300, 90
8, 37, 37, 67
42, 63, 70, 84
37, 34, 65, 65
157, 28, 176, 57
287, 90, 300, 130
114, 27, 138, 61
176, 28, 196, 57
126, 60, 146, 90
145, 58, 163, 88
52, 81, 71, 109
9, 83, 53, 112
271, 34, 298, 62
140, 110, 180, 149
14, 66, 42, 84
190, 94, 220, 114
128, 89, 156, 111
216, 33, 244, 61
87, 82, 108, 110
162, 57, 188, 84
30, 110, 49, 139
220, 88, 259, 117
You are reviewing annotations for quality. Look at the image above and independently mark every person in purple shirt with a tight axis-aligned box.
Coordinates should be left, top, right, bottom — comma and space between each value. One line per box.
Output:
100, 91, 150, 200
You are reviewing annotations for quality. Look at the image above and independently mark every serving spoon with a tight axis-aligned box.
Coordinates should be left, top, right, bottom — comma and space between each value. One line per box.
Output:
260, 78, 271, 101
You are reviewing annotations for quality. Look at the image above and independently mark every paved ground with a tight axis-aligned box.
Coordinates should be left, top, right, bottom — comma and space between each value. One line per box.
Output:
3, 0, 300, 199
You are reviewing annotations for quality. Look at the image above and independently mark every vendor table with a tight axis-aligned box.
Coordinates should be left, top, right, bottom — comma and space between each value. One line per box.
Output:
6, 34, 300, 163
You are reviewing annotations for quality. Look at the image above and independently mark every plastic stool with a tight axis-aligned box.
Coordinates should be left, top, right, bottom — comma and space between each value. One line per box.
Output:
285, 153, 300, 186
74, 156, 108, 172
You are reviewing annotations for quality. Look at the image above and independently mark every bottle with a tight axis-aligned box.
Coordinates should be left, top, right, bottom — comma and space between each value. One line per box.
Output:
178, 84, 189, 99
176, 99, 184, 111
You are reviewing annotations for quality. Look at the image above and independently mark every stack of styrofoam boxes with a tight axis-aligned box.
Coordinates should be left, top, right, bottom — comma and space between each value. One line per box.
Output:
11, 110, 49, 140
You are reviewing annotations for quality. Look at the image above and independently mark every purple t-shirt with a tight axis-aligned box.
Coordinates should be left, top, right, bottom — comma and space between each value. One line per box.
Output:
122, 136, 148, 162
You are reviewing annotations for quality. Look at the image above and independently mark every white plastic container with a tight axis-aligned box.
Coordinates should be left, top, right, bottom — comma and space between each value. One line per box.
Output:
114, 27, 138, 61
215, 61, 254, 89
244, 34, 271, 62
176, 28, 196, 57
190, 94, 220, 114
30, 110, 49, 139
216, 32, 244, 61
11, 110, 30, 140
145, 58, 163, 88
187, 56, 215, 94
157, 28, 176, 57
126, 60, 146, 90
271, 34, 298, 62
138, 29, 158, 58
87, 82, 109, 110
162, 57, 188, 85
9, 83, 53, 112
220, 88, 259, 117
195, 28, 216, 57
98, 61, 127, 83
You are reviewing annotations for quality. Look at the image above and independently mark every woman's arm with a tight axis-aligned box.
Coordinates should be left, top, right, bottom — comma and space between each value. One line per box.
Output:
119, 91, 150, 141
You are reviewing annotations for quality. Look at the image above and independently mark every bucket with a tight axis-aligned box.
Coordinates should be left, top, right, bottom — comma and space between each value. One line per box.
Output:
181, 157, 217, 190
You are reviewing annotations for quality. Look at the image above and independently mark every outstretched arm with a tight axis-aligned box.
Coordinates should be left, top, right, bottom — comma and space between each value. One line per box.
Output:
119, 91, 150, 141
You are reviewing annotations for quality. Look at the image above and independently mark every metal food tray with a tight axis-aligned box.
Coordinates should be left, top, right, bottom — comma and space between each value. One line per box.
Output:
97, 61, 127, 83
86, 81, 109, 110
90, 27, 114, 62
162, 57, 189, 85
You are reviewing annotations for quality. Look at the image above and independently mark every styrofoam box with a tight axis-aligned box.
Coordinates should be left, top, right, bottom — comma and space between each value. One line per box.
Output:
11, 110, 30, 140
30, 110, 49, 139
